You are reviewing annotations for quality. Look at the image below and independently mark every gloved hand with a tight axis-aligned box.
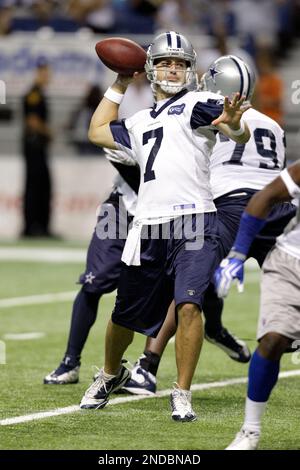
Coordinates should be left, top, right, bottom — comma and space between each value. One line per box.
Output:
214, 251, 246, 298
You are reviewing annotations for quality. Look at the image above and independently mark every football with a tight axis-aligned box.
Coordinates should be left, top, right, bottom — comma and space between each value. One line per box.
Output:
95, 37, 147, 75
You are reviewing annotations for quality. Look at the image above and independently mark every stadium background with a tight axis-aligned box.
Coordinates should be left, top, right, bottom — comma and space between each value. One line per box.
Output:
0, 0, 300, 239
1, 0, 300, 452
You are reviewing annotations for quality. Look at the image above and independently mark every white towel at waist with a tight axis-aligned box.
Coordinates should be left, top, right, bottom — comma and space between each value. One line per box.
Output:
121, 220, 143, 266
121, 216, 174, 266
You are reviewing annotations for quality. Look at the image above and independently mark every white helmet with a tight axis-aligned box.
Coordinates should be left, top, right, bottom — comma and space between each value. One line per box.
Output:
145, 31, 197, 95
199, 55, 256, 102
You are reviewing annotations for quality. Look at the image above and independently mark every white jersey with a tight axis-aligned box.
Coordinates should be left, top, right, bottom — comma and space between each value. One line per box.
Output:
210, 108, 286, 199
110, 90, 225, 222
115, 175, 137, 216
276, 170, 300, 260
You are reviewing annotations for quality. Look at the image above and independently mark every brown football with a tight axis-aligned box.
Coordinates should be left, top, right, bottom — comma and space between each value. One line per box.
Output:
95, 37, 147, 75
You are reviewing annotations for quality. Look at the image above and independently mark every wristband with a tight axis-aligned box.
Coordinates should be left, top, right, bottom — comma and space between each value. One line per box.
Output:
233, 212, 266, 256
230, 121, 245, 136
280, 168, 300, 198
104, 87, 124, 104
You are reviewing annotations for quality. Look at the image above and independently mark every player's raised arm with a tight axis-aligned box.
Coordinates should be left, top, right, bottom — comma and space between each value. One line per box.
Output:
89, 37, 147, 149
212, 93, 251, 144
88, 74, 135, 149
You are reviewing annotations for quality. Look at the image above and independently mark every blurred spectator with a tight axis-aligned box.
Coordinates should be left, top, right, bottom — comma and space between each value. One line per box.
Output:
195, 0, 235, 37
156, 0, 200, 35
294, 0, 300, 37
256, 48, 284, 125
196, 30, 257, 80
67, 0, 115, 33
231, 0, 279, 55
30, 0, 58, 23
0, 3, 13, 35
68, 83, 104, 155
277, 0, 294, 57
114, 0, 163, 33
21, 58, 54, 237
130, 0, 164, 16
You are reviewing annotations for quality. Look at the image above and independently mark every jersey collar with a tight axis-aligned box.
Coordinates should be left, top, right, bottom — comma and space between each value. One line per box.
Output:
150, 89, 188, 119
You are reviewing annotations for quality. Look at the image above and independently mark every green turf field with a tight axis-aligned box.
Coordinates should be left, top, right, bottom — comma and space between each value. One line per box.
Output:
0, 242, 299, 450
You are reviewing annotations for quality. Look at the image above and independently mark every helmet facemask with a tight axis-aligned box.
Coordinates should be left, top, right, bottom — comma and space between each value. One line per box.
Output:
145, 31, 197, 96
151, 61, 195, 95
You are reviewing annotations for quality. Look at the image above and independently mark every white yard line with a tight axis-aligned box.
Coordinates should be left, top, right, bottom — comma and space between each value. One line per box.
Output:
0, 291, 79, 308
0, 290, 116, 309
1, 369, 300, 426
2, 332, 45, 340
0, 247, 86, 263
0, 271, 259, 310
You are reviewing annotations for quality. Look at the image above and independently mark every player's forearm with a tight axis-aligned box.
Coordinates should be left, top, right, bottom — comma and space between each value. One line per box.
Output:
88, 97, 119, 148
88, 77, 131, 148
230, 165, 300, 256
90, 98, 118, 127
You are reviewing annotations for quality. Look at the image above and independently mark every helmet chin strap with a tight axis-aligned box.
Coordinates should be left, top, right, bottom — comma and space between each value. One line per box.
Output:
152, 69, 186, 96
151, 67, 197, 96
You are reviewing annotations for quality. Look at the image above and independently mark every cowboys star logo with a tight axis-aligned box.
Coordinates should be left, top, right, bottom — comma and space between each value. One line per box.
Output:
209, 65, 222, 84
85, 272, 96, 284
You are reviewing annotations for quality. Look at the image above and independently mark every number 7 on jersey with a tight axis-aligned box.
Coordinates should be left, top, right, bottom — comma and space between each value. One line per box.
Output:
143, 127, 163, 182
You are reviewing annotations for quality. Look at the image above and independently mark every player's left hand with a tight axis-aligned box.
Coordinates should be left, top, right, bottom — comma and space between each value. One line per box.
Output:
212, 93, 251, 128
214, 255, 245, 298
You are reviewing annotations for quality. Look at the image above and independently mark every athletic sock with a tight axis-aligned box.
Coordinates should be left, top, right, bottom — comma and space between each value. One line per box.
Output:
244, 349, 280, 432
140, 350, 161, 376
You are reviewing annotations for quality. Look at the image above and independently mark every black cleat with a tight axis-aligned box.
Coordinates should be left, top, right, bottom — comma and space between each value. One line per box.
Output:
205, 327, 251, 363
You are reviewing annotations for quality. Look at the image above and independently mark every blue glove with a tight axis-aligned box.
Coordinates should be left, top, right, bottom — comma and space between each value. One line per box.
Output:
214, 252, 246, 298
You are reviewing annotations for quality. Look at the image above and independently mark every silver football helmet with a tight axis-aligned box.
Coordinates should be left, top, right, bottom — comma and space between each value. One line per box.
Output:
199, 55, 256, 102
145, 31, 197, 95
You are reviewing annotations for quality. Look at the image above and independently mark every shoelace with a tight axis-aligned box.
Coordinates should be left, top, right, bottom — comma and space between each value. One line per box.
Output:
86, 369, 108, 397
92, 359, 129, 381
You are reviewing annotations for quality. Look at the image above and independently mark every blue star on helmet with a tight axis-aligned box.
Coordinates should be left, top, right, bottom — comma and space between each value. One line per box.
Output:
209, 65, 221, 84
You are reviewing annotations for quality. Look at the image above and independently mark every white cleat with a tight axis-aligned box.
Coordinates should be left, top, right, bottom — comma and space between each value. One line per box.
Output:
170, 386, 197, 422
226, 428, 260, 450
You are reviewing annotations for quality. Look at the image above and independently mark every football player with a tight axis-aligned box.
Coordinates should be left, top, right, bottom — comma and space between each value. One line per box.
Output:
214, 160, 300, 450
43, 69, 247, 386
79, 31, 251, 421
